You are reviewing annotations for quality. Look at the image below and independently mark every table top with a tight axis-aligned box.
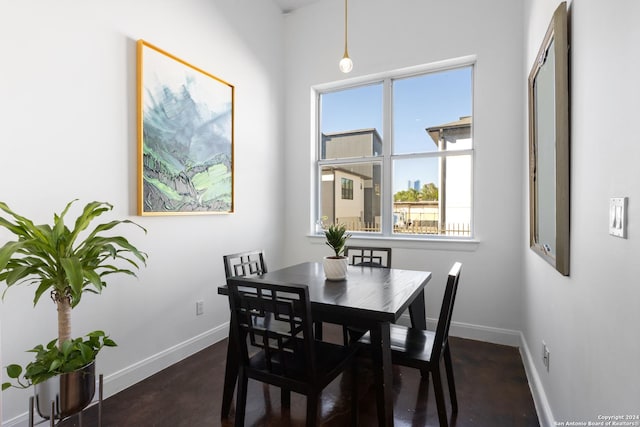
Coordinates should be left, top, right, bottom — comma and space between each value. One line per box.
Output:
219, 261, 431, 325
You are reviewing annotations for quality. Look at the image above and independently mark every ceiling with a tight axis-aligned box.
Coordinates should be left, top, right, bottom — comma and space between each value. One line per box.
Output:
273, 0, 322, 13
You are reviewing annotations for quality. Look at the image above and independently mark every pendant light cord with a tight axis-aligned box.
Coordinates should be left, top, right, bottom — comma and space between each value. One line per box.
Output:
343, 0, 349, 57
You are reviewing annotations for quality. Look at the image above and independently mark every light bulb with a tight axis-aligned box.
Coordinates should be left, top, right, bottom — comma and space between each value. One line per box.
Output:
339, 56, 353, 73
339, 0, 353, 73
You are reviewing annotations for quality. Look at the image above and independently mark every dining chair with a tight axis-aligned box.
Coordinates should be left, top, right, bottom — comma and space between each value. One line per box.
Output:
226, 277, 358, 426
341, 246, 393, 345
223, 250, 268, 278
221, 250, 272, 420
358, 262, 462, 427
344, 246, 392, 268
223, 251, 284, 334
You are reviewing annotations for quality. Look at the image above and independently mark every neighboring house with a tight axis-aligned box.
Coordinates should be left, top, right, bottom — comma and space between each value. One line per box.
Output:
320, 129, 382, 229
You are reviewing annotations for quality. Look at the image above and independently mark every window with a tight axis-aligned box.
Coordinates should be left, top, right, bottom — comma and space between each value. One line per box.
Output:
316, 61, 474, 238
341, 178, 354, 200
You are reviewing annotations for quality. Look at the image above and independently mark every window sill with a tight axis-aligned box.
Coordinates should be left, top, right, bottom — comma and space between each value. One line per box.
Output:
306, 233, 480, 252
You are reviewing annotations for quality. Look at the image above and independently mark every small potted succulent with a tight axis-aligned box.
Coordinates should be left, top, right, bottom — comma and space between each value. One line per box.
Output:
0, 200, 147, 420
323, 223, 351, 280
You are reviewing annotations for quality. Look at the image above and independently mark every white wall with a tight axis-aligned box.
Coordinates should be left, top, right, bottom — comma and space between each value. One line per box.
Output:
282, 0, 526, 343
5, 0, 636, 424
523, 0, 640, 424
0, 0, 285, 423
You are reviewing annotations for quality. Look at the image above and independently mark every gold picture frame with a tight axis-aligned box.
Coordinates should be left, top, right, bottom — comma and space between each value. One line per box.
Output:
137, 40, 234, 215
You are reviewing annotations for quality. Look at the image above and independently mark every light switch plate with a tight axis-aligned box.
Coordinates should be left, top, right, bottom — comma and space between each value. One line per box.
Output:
609, 197, 628, 238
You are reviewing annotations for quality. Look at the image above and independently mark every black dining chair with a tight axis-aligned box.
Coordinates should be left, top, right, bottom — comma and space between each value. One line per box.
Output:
223, 250, 268, 278
344, 246, 392, 268
227, 277, 359, 426
358, 262, 462, 427
340, 246, 393, 345
223, 252, 286, 336
221, 250, 272, 420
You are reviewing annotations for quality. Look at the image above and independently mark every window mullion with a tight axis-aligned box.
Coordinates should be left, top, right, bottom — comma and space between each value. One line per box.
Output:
318, 156, 379, 167
391, 148, 474, 162
381, 78, 393, 236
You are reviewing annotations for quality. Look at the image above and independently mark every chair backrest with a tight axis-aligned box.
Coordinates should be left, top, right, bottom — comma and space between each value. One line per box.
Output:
223, 250, 267, 278
432, 262, 462, 360
344, 246, 392, 268
226, 277, 316, 384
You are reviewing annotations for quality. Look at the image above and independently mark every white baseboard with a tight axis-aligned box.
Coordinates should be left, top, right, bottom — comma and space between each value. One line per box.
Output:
448, 320, 521, 346
398, 314, 521, 346
519, 332, 555, 427
2, 323, 230, 427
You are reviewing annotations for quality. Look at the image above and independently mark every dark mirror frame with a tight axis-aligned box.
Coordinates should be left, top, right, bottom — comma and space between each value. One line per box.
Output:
528, 2, 570, 276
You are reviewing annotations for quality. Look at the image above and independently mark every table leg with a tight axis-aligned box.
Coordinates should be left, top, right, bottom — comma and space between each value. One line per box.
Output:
221, 324, 238, 420
369, 321, 393, 426
408, 289, 427, 330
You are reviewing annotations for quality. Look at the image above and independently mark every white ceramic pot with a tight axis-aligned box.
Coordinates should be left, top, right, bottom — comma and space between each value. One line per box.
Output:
323, 256, 348, 281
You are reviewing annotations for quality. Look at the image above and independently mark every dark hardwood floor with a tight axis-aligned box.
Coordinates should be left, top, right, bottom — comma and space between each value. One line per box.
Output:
58, 325, 539, 426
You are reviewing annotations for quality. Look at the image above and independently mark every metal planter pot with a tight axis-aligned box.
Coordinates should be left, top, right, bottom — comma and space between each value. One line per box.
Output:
34, 361, 96, 420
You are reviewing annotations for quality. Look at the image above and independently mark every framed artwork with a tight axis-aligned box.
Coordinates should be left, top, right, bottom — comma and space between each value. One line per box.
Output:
137, 40, 234, 215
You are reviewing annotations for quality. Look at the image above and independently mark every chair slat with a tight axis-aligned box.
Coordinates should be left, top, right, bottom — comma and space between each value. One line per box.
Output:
223, 250, 267, 278
344, 246, 392, 268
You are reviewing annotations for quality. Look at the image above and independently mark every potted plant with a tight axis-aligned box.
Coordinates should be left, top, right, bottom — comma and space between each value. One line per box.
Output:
323, 223, 351, 280
0, 200, 147, 419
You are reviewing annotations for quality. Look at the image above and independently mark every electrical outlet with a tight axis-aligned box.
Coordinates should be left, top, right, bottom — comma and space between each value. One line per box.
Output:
196, 300, 204, 316
542, 342, 550, 371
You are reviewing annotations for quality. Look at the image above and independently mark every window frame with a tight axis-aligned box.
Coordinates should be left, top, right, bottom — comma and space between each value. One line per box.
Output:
313, 56, 476, 241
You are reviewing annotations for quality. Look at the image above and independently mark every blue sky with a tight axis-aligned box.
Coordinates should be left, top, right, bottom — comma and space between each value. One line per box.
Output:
321, 66, 472, 193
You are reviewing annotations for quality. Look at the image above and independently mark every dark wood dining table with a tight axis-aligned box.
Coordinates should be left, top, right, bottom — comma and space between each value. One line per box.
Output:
217, 261, 432, 426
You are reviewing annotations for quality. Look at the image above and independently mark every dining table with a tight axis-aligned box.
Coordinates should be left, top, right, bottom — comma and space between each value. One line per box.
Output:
217, 261, 432, 426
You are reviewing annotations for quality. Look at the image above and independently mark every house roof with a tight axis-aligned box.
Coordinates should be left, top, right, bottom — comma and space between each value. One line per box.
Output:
322, 128, 382, 140
425, 116, 472, 145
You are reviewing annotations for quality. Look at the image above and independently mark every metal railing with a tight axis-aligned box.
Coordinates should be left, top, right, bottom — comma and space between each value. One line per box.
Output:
336, 221, 471, 236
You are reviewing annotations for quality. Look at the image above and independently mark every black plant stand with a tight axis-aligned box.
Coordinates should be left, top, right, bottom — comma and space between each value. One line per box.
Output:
28, 374, 103, 427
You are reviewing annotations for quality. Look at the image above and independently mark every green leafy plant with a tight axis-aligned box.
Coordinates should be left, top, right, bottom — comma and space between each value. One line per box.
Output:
324, 223, 351, 258
0, 200, 147, 389
2, 331, 115, 390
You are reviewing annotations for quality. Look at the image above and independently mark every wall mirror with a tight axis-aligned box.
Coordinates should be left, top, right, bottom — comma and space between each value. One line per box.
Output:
528, 2, 570, 276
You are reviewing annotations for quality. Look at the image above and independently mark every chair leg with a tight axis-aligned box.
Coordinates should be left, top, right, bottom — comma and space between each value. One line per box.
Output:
432, 366, 449, 427
235, 370, 249, 427
443, 345, 458, 413
420, 367, 430, 379
221, 329, 239, 420
342, 325, 350, 346
306, 392, 319, 427
314, 321, 323, 340
281, 388, 291, 408
351, 360, 358, 425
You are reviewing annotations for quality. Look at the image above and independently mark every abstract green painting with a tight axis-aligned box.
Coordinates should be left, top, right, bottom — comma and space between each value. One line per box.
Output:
137, 40, 234, 215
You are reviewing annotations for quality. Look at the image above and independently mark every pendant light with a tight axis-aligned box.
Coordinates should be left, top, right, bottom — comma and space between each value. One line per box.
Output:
339, 0, 353, 73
